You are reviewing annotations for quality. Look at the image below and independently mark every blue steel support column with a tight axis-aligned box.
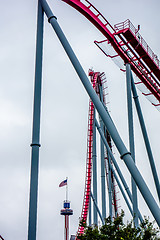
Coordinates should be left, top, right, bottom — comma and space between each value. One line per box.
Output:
99, 88, 115, 219
108, 155, 113, 219
40, 0, 160, 226
95, 118, 143, 223
92, 109, 98, 225
126, 63, 139, 227
131, 73, 160, 203
99, 85, 106, 219
28, 2, 44, 240
99, 115, 106, 219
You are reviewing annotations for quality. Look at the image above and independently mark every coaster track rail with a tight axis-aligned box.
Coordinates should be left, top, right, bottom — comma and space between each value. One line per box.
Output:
62, 0, 160, 103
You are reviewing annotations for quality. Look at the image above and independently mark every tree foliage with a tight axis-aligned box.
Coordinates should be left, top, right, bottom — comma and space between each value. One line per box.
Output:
77, 211, 160, 240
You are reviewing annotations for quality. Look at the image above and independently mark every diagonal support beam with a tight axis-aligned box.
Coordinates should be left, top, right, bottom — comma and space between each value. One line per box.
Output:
90, 191, 104, 225
108, 155, 133, 217
95, 118, 143, 223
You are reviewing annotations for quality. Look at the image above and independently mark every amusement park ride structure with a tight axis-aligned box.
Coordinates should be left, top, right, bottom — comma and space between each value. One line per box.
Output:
27, 0, 160, 240
61, 200, 73, 240
62, 0, 160, 108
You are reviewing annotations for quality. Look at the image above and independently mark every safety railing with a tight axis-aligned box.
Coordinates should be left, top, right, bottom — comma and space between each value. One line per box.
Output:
114, 19, 160, 69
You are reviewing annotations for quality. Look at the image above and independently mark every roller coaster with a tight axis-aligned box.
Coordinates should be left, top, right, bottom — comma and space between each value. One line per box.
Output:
8, 0, 160, 240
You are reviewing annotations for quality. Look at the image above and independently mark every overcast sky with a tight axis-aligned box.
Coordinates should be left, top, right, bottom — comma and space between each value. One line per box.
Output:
0, 0, 160, 239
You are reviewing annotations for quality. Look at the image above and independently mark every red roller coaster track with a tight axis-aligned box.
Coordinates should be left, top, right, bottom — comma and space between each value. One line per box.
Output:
62, 0, 160, 104
77, 70, 118, 236
77, 72, 96, 235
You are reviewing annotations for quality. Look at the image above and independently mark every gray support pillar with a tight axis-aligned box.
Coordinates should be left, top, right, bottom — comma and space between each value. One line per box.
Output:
108, 155, 113, 219
131, 73, 160, 203
99, 86, 106, 219
92, 110, 98, 225
126, 63, 139, 227
100, 115, 106, 219
28, 2, 44, 240
40, 0, 160, 226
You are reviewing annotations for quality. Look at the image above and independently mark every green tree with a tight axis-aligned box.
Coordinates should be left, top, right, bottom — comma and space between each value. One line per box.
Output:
77, 211, 160, 240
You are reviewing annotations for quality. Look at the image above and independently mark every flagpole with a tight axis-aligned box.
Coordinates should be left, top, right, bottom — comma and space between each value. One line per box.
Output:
66, 177, 68, 201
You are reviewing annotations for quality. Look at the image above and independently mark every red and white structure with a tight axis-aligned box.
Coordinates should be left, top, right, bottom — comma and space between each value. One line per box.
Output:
62, 0, 160, 109
61, 201, 73, 240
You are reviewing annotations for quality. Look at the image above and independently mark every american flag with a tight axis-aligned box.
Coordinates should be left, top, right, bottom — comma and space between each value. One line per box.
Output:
59, 179, 67, 187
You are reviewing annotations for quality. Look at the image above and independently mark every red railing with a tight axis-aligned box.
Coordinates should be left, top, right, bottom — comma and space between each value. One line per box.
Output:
114, 19, 160, 68
62, 0, 160, 103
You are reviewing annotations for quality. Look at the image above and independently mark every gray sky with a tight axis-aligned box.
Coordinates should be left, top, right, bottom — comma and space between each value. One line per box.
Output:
0, 0, 160, 239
